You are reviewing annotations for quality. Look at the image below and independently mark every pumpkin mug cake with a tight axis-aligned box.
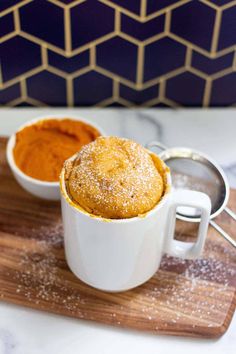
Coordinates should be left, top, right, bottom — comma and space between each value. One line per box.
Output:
60, 136, 210, 291
63, 136, 165, 219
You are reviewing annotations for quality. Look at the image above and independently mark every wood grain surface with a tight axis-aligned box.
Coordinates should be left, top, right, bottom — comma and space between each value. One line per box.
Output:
0, 137, 235, 338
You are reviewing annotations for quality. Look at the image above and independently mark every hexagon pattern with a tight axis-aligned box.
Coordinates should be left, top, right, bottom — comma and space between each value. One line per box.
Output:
74, 70, 113, 105
211, 73, 236, 106
192, 51, 234, 75
209, 0, 235, 6
20, 1, 65, 49
27, 71, 67, 105
107, 0, 141, 15
144, 38, 186, 82
166, 72, 205, 105
146, 0, 182, 15
121, 14, 165, 41
71, 1, 115, 49
48, 50, 90, 73
97, 37, 138, 82
1, 0, 236, 107
171, 1, 215, 51
0, 83, 20, 103
120, 84, 159, 104
0, 36, 41, 82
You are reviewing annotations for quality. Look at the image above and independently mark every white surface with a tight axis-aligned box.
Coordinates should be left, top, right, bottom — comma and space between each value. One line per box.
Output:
0, 108, 235, 354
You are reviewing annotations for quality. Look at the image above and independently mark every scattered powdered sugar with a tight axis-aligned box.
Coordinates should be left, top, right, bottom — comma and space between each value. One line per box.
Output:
29, 223, 63, 245
12, 224, 87, 316
136, 239, 236, 330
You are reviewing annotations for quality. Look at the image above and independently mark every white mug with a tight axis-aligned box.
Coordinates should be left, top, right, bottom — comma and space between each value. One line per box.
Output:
60, 154, 211, 292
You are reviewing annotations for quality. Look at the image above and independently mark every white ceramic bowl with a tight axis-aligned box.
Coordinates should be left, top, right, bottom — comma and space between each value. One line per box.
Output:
6, 115, 105, 201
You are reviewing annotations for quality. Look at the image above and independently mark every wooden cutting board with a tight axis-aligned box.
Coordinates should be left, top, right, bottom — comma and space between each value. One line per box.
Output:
0, 137, 235, 338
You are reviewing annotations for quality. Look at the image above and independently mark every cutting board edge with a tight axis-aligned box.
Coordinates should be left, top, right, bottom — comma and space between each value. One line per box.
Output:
0, 295, 235, 339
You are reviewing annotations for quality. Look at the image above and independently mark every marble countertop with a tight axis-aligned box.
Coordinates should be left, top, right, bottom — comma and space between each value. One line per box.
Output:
0, 108, 235, 354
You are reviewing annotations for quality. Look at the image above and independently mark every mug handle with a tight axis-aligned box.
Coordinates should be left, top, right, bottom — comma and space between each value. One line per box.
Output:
165, 189, 211, 259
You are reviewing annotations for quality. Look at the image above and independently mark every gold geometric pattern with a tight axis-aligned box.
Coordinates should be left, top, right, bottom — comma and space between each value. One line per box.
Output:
1, 0, 236, 107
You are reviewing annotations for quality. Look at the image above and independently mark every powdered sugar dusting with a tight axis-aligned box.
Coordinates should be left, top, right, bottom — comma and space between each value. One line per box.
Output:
12, 224, 87, 316
135, 238, 236, 330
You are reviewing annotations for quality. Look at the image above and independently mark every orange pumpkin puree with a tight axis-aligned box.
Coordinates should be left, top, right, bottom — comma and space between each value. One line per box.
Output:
13, 118, 101, 182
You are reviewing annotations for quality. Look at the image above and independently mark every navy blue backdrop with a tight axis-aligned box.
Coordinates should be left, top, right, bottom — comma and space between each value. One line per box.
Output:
0, 0, 236, 107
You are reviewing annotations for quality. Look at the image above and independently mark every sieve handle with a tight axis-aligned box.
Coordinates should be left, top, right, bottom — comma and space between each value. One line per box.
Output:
210, 220, 236, 248
145, 141, 168, 153
224, 206, 236, 222
165, 189, 211, 259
